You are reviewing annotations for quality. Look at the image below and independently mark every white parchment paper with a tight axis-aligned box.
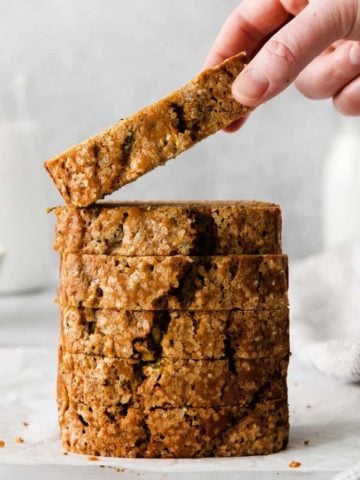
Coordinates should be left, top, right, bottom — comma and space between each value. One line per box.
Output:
0, 347, 359, 474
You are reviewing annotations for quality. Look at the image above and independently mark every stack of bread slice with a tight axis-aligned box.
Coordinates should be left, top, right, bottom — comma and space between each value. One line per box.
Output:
54, 201, 289, 458
45, 53, 289, 458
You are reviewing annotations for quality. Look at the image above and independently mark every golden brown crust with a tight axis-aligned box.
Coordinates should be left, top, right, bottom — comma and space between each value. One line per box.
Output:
58, 349, 288, 409
44, 53, 250, 207
52, 201, 282, 256
58, 254, 288, 310
58, 398, 289, 458
60, 306, 289, 360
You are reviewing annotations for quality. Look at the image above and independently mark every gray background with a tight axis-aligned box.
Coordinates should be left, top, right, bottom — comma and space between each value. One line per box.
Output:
1, 0, 341, 259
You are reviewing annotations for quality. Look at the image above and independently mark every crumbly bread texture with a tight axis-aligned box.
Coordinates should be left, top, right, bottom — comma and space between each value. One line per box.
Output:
58, 254, 288, 310
60, 306, 289, 360
52, 201, 282, 256
58, 396, 289, 458
44, 53, 250, 207
58, 349, 288, 409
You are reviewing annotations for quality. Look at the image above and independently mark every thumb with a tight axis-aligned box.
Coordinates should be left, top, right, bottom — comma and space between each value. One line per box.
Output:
232, 1, 351, 106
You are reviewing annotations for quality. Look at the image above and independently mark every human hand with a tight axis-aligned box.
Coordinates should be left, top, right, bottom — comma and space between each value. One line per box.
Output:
205, 0, 360, 132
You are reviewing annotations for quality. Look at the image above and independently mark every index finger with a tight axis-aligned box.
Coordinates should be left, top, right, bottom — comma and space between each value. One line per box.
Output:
204, 0, 291, 68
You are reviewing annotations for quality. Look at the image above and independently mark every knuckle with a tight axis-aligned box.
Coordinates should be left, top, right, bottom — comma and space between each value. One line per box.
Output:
328, 52, 355, 81
260, 34, 301, 89
263, 35, 300, 68
331, 0, 359, 38
233, 11, 263, 45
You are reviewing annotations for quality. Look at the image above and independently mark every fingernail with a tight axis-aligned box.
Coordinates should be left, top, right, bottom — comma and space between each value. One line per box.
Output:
349, 43, 360, 66
232, 68, 269, 105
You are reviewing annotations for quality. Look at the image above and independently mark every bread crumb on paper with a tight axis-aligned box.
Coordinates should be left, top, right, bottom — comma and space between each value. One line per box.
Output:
0, 440, 5, 448
14, 436, 24, 444
289, 460, 301, 468
304, 440, 309, 445
22, 421, 29, 427
107, 466, 126, 473
87, 455, 98, 462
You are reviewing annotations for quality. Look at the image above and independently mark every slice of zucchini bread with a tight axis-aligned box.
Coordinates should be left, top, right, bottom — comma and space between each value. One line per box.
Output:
58, 254, 289, 310
52, 200, 282, 256
45, 53, 250, 207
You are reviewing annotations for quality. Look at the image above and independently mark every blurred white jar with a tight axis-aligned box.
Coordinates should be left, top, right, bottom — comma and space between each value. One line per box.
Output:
0, 74, 52, 293
322, 116, 360, 250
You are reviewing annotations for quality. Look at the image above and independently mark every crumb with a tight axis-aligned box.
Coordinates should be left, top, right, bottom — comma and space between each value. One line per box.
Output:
63, 452, 68, 455
0, 440, 5, 448
306, 404, 312, 409
22, 421, 29, 427
304, 440, 309, 445
87, 455, 98, 462
289, 461, 301, 468
14, 436, 24, 444
99, 465, 105, 468
107, 467, 126, 473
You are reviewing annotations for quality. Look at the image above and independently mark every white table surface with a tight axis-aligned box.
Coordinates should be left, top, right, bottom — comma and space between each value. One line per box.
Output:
0, 289, 359, 480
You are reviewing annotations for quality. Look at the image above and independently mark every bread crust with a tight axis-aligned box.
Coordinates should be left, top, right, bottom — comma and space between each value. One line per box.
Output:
44, 53, 250, 207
